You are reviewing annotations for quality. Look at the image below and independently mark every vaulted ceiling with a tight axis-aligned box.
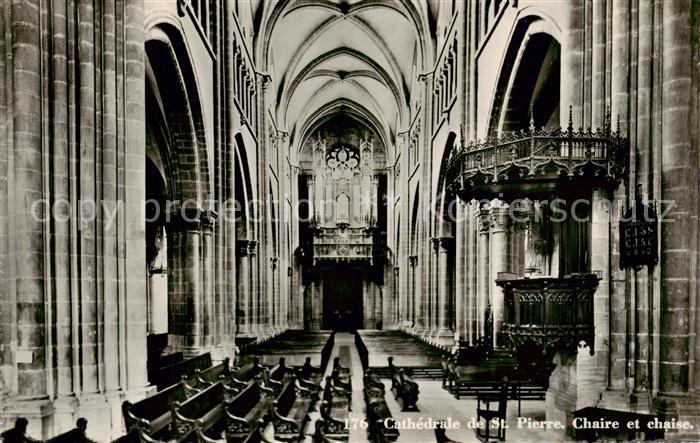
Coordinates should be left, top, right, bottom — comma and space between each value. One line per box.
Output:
256, 0, 433, 161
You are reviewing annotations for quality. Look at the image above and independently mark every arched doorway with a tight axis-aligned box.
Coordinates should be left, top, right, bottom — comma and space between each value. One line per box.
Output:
322, 267, 363, 331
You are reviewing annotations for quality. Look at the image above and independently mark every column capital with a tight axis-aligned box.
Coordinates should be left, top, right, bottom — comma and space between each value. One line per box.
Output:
478, 208, 491, 232
270, 257, 278, 269
489, 203, 510, 232
236, 239, 258, 257
408, 255, 418, 267
169, 207, 202, 231
200, 210, 218, 232
435, 236, 455, 252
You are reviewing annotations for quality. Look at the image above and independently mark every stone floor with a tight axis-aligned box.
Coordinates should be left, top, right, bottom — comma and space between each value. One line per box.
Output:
278, 332, 567, 443
383, 379, 555, 443
321, 332, 564, 443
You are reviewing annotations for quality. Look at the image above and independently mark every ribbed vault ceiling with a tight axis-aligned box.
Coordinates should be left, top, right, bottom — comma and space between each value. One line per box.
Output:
259, 0, 428, 160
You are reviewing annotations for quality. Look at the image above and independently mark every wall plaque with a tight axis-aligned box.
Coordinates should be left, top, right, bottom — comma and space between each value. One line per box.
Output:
620, 193, 658, 270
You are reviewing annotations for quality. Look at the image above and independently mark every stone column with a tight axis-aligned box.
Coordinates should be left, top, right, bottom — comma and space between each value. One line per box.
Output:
477, 206, 490, 338
270, 257, 279, 333
201, 211, 217, 350
466, 202, 477, 344
415, 253, 426, 334
4, 0, 50, 418
578, 188, 610, 408
603, 0, 631, 405
168, 208, 202, 354
435, 237, 454, 346
123, 0, 149, 394
408, 256, 418, 327
654, 0, 694, 418
489, 200, 509, 347
455, 202, 465, 341
428, 238, 440, 340
249, 240, 260, 335
236, 240, 251, 336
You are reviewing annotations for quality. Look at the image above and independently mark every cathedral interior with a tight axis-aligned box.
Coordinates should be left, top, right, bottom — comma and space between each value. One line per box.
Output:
0, 1, 699, 442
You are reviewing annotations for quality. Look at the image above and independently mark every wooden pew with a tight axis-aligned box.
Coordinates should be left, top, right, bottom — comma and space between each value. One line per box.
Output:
363, 377, 399, 442
363, 370, 385, 393
154, 352, 213, 391
313, 418, 348, 443
47, 418, 96, 443
296, 357, 324, 394
267, 357, 296, 394
231, 357, 269, 391
331, 357, 350, 380
319, 376, 351, 440
388, 358, 419, 411
270, 379, 314, 441
225, 379, 275, 439
195, 426, 282, 443
354, 331, 369, 370
319, 332, 336, 373
183, 357, 244, 401
171, 381, 227, 442
122, 382, 188, 439
328, 372, 352, 410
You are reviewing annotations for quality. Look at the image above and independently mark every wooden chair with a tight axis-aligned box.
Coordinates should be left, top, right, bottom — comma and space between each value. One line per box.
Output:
475, 377, 509, 441
434, 420, 462, 443
270, 380, 314, 441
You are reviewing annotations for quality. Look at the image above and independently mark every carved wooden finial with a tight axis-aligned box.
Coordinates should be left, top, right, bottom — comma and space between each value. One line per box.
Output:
567, 105, 574, 133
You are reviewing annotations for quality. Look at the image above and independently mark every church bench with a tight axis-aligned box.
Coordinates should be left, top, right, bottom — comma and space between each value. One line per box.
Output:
326, 373, 352, 409
313, 418, 348, 443
155, 352, 213, 390
363, 370, 385, 392
185, 358, 241, 400
388, 358, 419, 411
331, 357, 350, 380
195, 425, 283, 443
270, 378, 314, 441
267, 357, 296, 394
230, 357, 269, 391
449, 378, 545, 416
365, 394, 400, 442
47, 418, 96, 443
224, 379, 275, 439
295, 357, 324, 392
122, 381, 188, 439
171, 381, 228, 442
363, 376, 399, 442
319, 332, 336, 372
354, 331, 369, 370
319, 377, 351, 439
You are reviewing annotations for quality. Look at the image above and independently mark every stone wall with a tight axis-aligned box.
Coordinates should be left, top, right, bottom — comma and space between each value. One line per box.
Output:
0, 1, 149, 439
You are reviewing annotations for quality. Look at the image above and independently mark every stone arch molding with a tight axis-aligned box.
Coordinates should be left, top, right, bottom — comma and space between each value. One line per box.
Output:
145, 22, 211, 211
487, 12, 563, 136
